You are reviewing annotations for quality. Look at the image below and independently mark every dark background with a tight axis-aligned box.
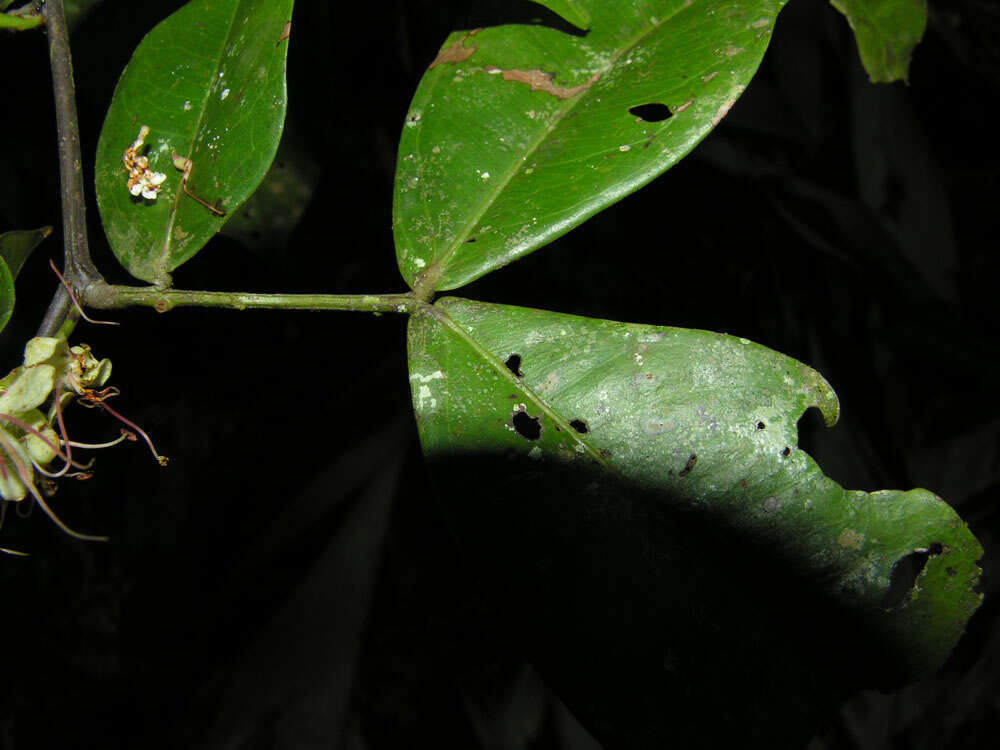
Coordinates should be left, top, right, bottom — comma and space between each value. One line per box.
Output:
1, 0, 998, 747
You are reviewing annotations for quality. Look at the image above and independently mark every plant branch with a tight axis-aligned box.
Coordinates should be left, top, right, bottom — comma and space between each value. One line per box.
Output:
83, 284, 423, 315
37, 0, 104, 338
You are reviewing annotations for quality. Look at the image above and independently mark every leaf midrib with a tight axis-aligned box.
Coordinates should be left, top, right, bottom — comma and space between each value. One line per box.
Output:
157, 0, 243, 272
433, 304, 614, 470
422, 2, 694, 290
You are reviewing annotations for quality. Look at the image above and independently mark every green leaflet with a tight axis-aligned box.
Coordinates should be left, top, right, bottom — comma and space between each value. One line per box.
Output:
393, 0, 787, 292
830, 0, 927, 83
95, 0, 293, 285
407, 298, 983, 748
0, 226, 51, 333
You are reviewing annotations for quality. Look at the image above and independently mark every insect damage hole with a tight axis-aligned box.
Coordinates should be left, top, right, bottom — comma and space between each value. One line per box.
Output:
504, 354, 523, 377
628, 103, 673, 122
882, 543, 944, 609
569, 419, 589, 434
507, 406, 542, 441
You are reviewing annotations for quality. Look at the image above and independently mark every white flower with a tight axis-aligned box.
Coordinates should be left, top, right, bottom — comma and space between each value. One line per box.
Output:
129, 169, 167, 199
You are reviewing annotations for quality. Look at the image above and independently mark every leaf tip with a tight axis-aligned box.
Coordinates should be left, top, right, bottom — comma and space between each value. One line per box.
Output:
806, 368, 840, 428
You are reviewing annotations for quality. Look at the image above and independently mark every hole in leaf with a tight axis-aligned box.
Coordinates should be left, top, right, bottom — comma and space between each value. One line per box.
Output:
464, 237, 477, 243
504, 354, 523, 377
756, 421, 766, 431
510, 409, 542, 441
780, 447, 791, 457
569, 419, 589, 434
882, 543, 944, 609
628, 103, 673, 122
678, 454, 697, 477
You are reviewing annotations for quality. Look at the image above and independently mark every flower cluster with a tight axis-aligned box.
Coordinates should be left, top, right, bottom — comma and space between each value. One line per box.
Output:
123, 125, 167, 200
1, 337, 166, 555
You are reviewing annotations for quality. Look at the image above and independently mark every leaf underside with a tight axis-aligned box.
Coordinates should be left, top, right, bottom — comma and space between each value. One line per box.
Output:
393, 0, 787, 292
95, 0, 293, 285
407, 298, 983, 749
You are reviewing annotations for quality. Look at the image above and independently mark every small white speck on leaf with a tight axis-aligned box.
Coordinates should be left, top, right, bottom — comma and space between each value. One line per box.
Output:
221, 88, 230, 100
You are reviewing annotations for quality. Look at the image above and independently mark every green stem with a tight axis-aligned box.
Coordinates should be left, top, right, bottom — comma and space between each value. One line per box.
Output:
83, 283, 423, 315
0, 5, 43, 30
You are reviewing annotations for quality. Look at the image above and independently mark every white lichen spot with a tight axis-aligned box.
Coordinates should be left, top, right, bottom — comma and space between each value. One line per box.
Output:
431, 145, 441, 154
409, 371, 445, 383
643, 418, 674, 435
529, 446, 543, 460
526, 110, 537, 119
574, 443, 586, 454
524, 167, 534, 174
692, 364, 716, 386
221, 88, 230, 101
413, 257, 426, 269
536, 372, 560, 395
752, 17, 770, 28
634, 353, 643, 365
739, 337, 750, 344
619, 144, 631, 152
183, 100, 192, 111
416, 385, 436, 410
481, 172, 490, 180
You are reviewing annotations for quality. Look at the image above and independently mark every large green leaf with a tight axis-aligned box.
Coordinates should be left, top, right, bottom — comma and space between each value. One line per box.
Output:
393, 0, 787, 292
830, 0, 926, 83
407, 298, 983, 748
0, 227, 51, 334
95, 0, 293, 285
